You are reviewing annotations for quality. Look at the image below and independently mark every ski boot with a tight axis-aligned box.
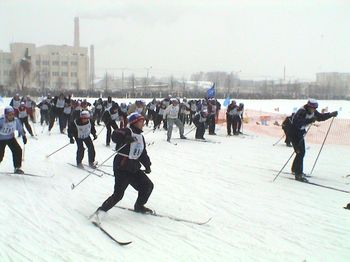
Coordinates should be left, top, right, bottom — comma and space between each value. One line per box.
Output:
89, 208, 106, 225
295, 173, 308, 182
134, 204, 154, 214
14, 168, 25, 174
89, 161, 98, 169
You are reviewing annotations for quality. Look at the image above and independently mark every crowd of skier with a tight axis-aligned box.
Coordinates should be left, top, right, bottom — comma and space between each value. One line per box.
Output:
0, 93, 347, 213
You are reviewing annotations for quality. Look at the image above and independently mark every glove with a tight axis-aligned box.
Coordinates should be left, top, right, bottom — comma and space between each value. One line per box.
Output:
93, 134, 98, 140
124, 135, 136, 144
330, 111, 338, 117
22, 136, 27, 144
70, 137, 75, 144
145, 167, 151, 174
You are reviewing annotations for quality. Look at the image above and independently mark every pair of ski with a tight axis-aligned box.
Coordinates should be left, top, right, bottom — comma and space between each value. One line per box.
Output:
67, 163, 113, 177
91, 206, 211, 246
0, 171, 52, 178
271, 169, 350, 194
184, 138, 221, 144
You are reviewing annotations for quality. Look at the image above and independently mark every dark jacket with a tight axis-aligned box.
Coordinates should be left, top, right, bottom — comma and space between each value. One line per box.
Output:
112, 126, 151, 174
291, 106, 332, 140
68, 119, 96, 139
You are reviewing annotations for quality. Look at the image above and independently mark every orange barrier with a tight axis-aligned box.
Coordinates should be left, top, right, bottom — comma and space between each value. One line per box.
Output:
216, 109, 350, 146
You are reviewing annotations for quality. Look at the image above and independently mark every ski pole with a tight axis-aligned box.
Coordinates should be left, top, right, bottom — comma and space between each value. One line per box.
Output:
272, 151, 295, 182
273, 134, 285, 146
273, 125, 312, 182
46, 142, 71, 158
97, 125, 105, 136
22, 144, 25, 161
71, 144, 127, 190
184, 126, 196, 136
309, 117, 335, 176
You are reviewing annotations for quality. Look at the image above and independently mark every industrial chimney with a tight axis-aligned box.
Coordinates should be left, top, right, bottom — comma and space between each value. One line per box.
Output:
74, 17, 80, 48
90, 45, 95, 89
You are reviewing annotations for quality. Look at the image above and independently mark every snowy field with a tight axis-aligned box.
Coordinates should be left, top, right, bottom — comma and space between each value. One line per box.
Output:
0, 98, 350, 261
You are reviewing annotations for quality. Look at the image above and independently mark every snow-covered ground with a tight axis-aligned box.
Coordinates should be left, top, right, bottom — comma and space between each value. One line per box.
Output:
0, 98, 350, 261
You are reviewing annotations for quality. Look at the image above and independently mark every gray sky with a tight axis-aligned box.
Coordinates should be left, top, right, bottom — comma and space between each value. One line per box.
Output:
1, 0, 349, 80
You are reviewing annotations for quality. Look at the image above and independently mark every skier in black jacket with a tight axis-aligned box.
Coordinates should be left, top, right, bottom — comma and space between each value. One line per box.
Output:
102, 103, 121, 146
290, 99, 337, 182
92, 112, 153, 223
68, 110, 97, 168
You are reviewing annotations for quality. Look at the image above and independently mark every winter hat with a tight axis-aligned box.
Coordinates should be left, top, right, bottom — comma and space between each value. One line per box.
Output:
127, 112, 144, 125
80, 110, 90, 119
4, 106, 14, 115
307, 98, 318, 109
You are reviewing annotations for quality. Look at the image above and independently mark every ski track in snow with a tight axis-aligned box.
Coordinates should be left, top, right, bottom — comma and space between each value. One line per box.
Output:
0, 105, 349, 261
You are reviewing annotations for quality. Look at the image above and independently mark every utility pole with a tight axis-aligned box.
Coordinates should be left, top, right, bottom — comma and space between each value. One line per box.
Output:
105, 71, 108, 93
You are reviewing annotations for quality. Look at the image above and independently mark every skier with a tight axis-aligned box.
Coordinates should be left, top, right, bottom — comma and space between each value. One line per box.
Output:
37, 97, 51, 125
18, 102, 34, 136
93, 112, 153, 222
0, 106, 27, 174
290, 99, 338, 182
93, 98, 104, 125
281, 113, 294, 147
207, 98, 217, 135
237, 103, 244, 134
9, 93, 21, 117
102, 103, 121, 146
68, 111, 97, 168
145, 98, 157, 127
226, 100, 239, 135
163, 98, 186, 142
193, 109, 208, 140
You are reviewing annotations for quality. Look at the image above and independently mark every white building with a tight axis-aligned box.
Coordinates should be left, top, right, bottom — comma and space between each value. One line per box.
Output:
0, 17, 92, 91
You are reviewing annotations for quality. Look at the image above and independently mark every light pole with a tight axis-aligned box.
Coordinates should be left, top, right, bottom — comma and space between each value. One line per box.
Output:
145, 66, 152, 96
229, 70, 241, 98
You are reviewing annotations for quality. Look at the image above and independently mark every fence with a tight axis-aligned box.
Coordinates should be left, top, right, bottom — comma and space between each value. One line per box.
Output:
217, 109, 350, 146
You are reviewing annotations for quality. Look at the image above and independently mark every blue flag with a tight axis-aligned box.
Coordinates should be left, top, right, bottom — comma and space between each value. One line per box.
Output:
206, 83, 215, 99
223, 96, 230, 107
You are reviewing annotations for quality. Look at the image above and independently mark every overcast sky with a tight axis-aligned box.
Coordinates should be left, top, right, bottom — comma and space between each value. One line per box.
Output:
1, 0, 349, 80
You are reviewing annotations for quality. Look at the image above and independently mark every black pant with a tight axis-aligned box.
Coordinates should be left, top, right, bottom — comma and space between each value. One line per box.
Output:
61, 113, 71, 131
208, 114, 216, 134
40, 110, 50, 125
100, 169, 154, 212
0, 138, 22, 168
19, 117, 33, 136
94, 109, 103, 125
291, 138, 305, 175
153, 114, 163, 130
195, 122, 205, 139
76, 137, 95, 164
227, 115, 239, 135
105, 122, 118, 145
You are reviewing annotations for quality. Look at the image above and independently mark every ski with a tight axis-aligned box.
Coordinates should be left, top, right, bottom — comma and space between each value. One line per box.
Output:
176, 138, 221, 144
91, 221, 132, 246
82, 164, 114, 177
286, 177, 350, 194
191, 138, 221, 144
114, 206, 212, 225
167, 140, 177, 146
67, 163, 103, 177
0, 171, 53, 178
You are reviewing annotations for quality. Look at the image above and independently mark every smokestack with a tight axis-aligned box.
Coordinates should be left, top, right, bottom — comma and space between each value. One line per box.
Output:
90, 45, 95, 89
74, 17, 80, 48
